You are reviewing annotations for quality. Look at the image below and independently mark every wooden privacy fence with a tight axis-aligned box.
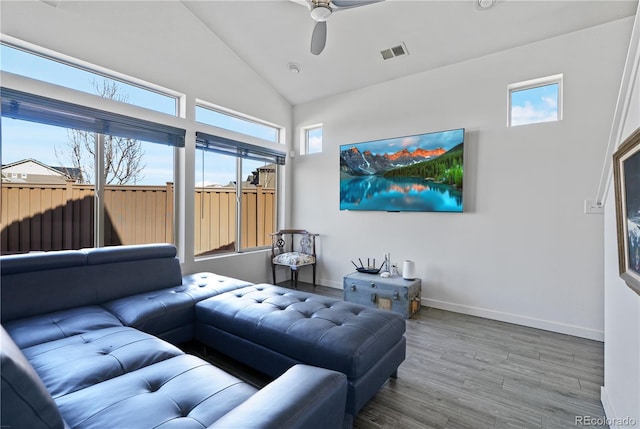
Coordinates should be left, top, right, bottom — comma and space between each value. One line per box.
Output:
1, 181, 275, 255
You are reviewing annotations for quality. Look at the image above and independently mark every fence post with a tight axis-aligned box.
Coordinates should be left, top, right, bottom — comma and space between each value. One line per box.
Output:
256, 185, 265, 246
63, 179, 74, 249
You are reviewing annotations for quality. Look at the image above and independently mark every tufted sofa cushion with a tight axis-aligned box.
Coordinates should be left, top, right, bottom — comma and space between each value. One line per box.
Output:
0, 326, 66, 429
23, 326, 184, 399
3, 306, 123, 349
55, 354, 258, 429
102, 272, 253, 343
196, 284, 406, 379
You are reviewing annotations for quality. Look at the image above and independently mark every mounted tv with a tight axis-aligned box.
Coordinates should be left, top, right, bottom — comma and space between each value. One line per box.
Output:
340, 128, 464, 212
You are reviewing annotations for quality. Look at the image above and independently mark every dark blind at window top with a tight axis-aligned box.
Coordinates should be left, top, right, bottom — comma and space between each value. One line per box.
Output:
196, 131, 285, 165
1, 87, 185, 147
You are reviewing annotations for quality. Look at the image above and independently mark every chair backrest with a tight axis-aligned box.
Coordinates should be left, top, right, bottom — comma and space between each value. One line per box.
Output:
271, 230, 317, 257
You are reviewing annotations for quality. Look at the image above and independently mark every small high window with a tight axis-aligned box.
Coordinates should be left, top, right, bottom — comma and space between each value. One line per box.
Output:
303, 125, 323, 155
508, 74, 562, 127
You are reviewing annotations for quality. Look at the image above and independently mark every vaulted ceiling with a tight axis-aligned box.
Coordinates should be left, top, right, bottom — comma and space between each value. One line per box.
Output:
182, 0, 637, 105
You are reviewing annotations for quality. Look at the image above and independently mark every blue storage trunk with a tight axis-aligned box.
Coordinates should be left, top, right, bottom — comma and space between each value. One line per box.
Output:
343, 272, 421, 319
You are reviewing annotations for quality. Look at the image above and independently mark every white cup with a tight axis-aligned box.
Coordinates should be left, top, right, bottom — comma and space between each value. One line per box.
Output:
402, 260, 416, 280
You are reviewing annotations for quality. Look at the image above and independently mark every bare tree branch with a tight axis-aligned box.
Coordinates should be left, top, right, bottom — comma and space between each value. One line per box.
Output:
55, 79, 146, 185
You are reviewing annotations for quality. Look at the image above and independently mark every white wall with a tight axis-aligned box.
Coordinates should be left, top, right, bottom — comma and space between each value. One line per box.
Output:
0, 1, 292, 281
2, 0, 638, 420
0, 1, 290, 124
292, 18, 633, 341
602, 7, 640, 427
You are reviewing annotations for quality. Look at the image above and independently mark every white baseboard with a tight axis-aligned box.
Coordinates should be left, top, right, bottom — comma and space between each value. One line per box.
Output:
423, 298, 604, 341
600, 386, 640, 429
321, 278, 343, 289
601, 386, 617, 428
312, 282, 604, 341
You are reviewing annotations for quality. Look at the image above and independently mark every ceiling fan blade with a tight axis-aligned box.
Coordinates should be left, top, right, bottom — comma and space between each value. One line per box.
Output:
310, 21, 327, 55
331, 0, 384, 8
290, 0, 312, 9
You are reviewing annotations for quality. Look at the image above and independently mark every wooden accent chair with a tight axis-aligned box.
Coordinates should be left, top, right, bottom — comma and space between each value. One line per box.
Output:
270, 229, 318, 288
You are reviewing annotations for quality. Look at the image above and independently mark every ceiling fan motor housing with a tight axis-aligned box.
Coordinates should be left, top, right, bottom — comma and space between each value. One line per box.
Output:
310, 0, 332, 21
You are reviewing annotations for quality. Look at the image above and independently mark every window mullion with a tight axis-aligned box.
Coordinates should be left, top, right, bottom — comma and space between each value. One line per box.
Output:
235, 156, 242, 252
95, 133, 105, 248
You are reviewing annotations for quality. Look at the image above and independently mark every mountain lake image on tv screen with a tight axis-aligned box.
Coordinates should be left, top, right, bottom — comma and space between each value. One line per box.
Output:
339, 128, 464, 212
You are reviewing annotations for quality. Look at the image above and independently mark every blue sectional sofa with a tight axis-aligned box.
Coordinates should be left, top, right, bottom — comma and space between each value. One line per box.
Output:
0, 244, 348, 429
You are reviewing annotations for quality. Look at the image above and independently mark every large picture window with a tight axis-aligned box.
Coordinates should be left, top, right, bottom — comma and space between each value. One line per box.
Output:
1, 88, 182, 254
195, 132, 283, 257
1, 38, 286, 262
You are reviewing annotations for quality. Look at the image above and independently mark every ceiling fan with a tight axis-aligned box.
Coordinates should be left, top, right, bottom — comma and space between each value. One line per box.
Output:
292, 0, 384, 55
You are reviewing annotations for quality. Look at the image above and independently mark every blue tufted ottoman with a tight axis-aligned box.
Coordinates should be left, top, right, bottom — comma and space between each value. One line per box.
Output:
195, 284, 406, 418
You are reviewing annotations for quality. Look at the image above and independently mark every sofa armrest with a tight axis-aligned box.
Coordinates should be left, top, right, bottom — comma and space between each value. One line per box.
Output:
1, 326, 67, 429
207, 364, 347, 429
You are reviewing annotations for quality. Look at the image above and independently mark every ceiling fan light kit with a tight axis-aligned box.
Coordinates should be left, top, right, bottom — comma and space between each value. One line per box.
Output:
310, 4, 332, 21
477, 0, 496, 10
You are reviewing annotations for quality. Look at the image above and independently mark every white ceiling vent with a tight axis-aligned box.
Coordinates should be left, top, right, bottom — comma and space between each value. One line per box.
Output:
380, 42, 409, 61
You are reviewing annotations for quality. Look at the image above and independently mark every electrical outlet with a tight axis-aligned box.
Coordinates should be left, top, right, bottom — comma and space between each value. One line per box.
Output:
584, 199, 604, 214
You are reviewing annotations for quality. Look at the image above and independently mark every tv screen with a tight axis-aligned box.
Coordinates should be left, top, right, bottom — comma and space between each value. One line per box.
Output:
340, 128, 464, 212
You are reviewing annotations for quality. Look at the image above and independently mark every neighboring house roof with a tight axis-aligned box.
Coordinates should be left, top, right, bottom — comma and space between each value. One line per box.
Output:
1, 172, 71, 185
257, 163, 275, 171
51, 166, 83, 181
1, 158, 80, 184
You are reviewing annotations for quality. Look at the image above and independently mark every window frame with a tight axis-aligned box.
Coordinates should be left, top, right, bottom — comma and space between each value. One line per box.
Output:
194, 131, 284, 258
507, 74, 563, 127
1, 36, 182, 117
1, 71, 184, 253
1, 36, 287, 263
302, 124, 323, 155
195, 99, 282, 144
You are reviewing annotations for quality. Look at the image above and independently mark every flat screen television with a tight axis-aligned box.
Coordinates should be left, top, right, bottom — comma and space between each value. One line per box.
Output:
340, 128, 464, 212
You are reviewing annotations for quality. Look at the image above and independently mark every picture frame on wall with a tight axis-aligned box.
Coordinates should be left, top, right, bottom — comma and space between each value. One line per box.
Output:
613, 127, 640, 296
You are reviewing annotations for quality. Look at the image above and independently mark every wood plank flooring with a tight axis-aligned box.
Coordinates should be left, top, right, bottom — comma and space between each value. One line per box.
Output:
185, 281, 607, 429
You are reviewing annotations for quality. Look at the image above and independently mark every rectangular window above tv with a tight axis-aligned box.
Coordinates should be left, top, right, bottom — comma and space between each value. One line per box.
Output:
508, 74, 563, 127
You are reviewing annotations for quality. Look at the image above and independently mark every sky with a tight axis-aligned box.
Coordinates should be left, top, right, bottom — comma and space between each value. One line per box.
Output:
1, 44, 281, 186
307, 126, 323, 154
510, 83, 559, 126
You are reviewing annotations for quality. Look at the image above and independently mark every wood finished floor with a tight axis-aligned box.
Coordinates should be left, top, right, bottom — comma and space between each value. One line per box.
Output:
185, 281, 608, 429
